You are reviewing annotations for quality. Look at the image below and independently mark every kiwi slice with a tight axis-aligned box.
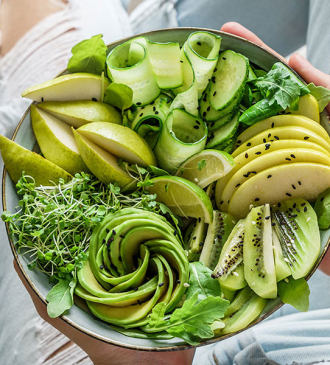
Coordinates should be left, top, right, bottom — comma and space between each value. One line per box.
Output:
183, 217, 207, 262
244, 204, 277, 299
272, 228, 291, 282
212, 219, 247, 290
272, 198, 320, 279
200, 210, 237, 270
221, 286, 267, 335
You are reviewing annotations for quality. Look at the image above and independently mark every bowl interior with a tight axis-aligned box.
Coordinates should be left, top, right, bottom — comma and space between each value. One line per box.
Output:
3, 27, 330, 351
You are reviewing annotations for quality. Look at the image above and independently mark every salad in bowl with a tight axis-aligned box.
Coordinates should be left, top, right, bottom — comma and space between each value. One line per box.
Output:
1, 28, 330, 350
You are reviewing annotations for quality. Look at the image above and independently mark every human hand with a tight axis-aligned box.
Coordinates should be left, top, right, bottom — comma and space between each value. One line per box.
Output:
221, 22, 330, 276
13, 260, 195, 365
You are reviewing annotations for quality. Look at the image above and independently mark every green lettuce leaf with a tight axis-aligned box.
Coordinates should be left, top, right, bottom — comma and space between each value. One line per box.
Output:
186, 262, 221, 303
278, 276, 310, 312
46, 278, 76, 318
252, 62, 310, 110
307, 83, 330, 112
67, 34, 107, 75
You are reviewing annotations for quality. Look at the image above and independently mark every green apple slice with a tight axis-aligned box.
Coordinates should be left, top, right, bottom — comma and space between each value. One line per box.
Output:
21, 73, 110, 102
227, 163, 330, 218
219, 148, 330, 211
147, 176, 213, 223
215, 139, 330, 209
234, 115, 327, 150
77, 122, 156, 167
289, 94, 320, 123
31, 105, 89, 175
37, 100, 122, 128
73, 129, 134, 189
0, 135, 72, 186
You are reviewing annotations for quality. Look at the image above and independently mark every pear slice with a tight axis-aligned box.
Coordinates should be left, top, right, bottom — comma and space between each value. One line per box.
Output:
219, 148, 330, 211
290, 94, 320, 123
215, 139, 330, 209
0, 135, 72, 186
227, 163, 330, 218
73, 129, 134, 189
77, 122, 156, 167
21, 73, 110, 102
234, 115, 327, 150
233, 125, 330, 157
37, 101, 121, 128
31, 105, 89, 175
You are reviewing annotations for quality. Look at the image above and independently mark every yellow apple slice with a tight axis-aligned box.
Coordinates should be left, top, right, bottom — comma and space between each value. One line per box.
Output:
215, 139, 330, 209
234, 115, 327, 150
290, 94, 320, 123
73, 129, 134, 189
0, 135, 72, 186
31, 105, 89, 175
21, 73, 110, 102
219, 148, 330, 211
77, 122, 156, 167
232, 125, 330, 157
227, 163, 330, 218
37, 100, 121, 128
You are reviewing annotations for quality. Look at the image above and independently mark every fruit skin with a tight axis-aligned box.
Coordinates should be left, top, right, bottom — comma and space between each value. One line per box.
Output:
21, 73, 110, 102
272, 198, 320, 280
73, 129, 134, 189
31, 105, 89, 175
227, 163, 330, 219
37, 100, 122, 128
314, 188, 330, 229
0, 135, 72, 186
244, 204, 277, 299
77, 122, 157, 167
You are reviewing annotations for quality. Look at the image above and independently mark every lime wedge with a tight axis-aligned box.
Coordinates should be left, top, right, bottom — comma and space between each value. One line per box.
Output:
175, 149, 235, 188
148, 176, 213, 223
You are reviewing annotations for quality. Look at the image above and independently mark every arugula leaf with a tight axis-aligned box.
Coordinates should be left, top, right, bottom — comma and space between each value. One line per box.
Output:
104, 83, 133, 111
278, 276, 310, 312
307, 83, 330, 112
46, 278, 76, 318
186, 262, 221, 303
67, 34, 107, 75
252, 62, 310, 110
147, 293, 229, 345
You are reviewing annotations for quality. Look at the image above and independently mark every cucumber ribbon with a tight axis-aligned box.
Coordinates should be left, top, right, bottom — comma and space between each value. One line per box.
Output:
75, 208, 189, 328
107, 32, 221, 171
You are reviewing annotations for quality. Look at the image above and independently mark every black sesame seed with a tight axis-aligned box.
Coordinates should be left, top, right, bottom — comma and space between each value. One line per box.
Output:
285, 158, 291, 161
286, 193, 292, 197
292, 184, 296, 190
150, 101, 155, 105
254, 198, 260, 201
120, 235, 125, 238
139, 113, 143, 117
304, 136, 309, 140
198, 217, 201, 222
137, 300, 142, 305
277, 202, 281, 207
213, 91, 217, 96
136, 102, 142, 106
298, 181, 302, 185
271, 122, 275, 128
268, 133, 271, 138
263, 138, 267, 143
192, 236, 196, 240
255, 152, 261, 155
159, 282, 164, 287
212, 76, 216, 83
267, 175, 272, 178
100, 265, 104, 269
304, 206, 307, 212
247, 142, 251, 146
272, 222, 276, 226
321, 196, 325, 201
155, 111, 159, 115
180, 60, 183, 63
176, 280, 181, 284
291, 154, 296, 158
197, 41, 202, 46
274, 136, 279, 140
235, 183, 241, 188
196, 120, 200, 125
41, 97, 44, 102
203, 111, 207, 117
214, 68, 217, 72
112, 230, 116, 235
92, 98, 97, 101
265, 216, 271, 220
222, 57, 226, 60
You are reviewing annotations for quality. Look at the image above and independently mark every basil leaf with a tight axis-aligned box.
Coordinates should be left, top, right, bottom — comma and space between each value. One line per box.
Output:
307, 83, 330, 112
46, 278, 75, 318
67, 34, 107, 75
186, 262, 221, 303
252, 62, 310, 110
278, 276, 310, 312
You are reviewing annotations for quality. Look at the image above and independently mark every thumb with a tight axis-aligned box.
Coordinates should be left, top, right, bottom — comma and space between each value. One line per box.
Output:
289, 53, 330, 114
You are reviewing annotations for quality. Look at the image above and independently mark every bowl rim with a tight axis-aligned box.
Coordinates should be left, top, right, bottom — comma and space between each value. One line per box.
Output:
2, 26, 330, 352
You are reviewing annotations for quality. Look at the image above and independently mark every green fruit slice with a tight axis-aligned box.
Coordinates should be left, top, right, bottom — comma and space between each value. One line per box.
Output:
233, 126, 330, 157
148, 176, 213, 223
219, 148, 330, 211
215, 139, 330, 209
272, 198, 320, 280
227, 163, 330, 219
234, 115, 328, 149
175, 149, 234, 188
244, 204, 277, 299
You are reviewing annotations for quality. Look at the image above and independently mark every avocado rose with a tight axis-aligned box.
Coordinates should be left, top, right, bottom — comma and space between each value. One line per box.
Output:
75, 208, 189, 328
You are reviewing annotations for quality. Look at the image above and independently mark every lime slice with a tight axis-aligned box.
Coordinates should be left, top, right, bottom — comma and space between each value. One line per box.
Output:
175, 150, 235, 188
148, 176, 213, 223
